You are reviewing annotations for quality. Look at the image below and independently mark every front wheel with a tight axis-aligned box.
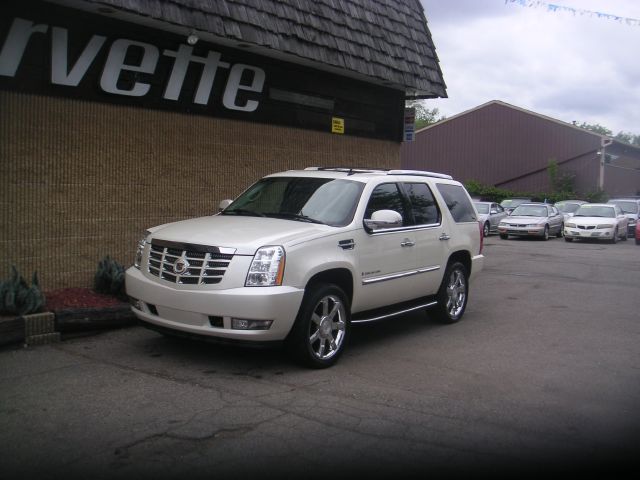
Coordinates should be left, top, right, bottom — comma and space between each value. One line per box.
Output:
286, 283, 350, 368
611, 228, 618, 244
565, 237, 574, 242
432, 262, 468, 324
542, 225, 550, 241
500, 233, 508, 240
557, 223, 564, 238
483, 222, 490, 237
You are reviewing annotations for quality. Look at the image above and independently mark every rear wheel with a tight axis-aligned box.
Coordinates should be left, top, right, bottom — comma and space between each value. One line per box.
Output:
483, 222, 490, 237
286, 283, 350, 368
432, 262, 468, 324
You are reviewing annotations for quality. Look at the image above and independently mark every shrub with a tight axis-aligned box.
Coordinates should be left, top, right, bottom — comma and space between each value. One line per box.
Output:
94, 256, 126, 299
0, 266, 45, 316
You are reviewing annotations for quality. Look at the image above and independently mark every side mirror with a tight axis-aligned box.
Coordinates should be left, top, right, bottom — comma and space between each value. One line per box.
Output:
218, 199, 233, 212
364, 210, 403, 230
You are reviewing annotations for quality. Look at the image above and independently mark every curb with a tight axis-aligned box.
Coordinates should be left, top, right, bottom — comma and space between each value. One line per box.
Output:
0, 305, 136, 347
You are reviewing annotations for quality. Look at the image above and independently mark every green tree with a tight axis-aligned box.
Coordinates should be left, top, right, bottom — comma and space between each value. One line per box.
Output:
576, 122, 612, 136
614, 131, 640, 146
406, 100, 445, 129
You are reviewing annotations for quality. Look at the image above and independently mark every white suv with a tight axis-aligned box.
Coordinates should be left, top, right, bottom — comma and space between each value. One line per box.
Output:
125, 168, 485, 368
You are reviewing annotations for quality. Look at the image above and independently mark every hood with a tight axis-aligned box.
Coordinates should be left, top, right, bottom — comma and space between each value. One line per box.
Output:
571, 216, 616, 225
147, 215, 332, 255
504, 215, 547, 225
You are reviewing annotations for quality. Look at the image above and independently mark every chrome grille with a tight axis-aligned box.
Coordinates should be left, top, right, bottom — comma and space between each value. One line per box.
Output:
148, 240, 235, 285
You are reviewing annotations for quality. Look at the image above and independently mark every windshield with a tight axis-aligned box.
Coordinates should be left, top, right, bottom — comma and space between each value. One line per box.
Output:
500, 199, 527, 208
575, 205, 615, 218
608, 200, 638, 214
474, 203, 490, 214
511, 205, 547, 217
221, 177, 365, 226
555, 202, 582, 214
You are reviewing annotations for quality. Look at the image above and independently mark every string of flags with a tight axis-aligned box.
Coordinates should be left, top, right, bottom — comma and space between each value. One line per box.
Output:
505, 0, 640, 26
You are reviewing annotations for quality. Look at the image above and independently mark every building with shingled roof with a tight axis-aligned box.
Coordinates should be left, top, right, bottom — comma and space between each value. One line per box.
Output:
0, 0, 446, 289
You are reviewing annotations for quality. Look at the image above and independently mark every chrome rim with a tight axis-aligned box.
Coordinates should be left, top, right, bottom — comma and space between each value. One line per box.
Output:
483, 223, 490, 237
308, 294, 346, 360
445, 269, 467, 318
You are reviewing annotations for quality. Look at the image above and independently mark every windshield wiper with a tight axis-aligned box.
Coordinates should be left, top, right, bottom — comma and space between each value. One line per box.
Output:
221, 209, 266, 217
265, 212, 325, 224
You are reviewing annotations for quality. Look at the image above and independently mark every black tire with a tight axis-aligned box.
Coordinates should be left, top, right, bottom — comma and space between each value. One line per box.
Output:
542, 225, 549, 241
500, 233, 508, 240
483, 222, 490, 238
557, 223, 564, 238
286, 283, 350, 368
621, 229, 628, 241
432, 261, 468, 324
565, 237, 573, 242
611, 228, 618, 244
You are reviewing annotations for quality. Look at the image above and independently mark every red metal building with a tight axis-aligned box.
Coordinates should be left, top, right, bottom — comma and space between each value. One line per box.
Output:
401, 100, 640, 197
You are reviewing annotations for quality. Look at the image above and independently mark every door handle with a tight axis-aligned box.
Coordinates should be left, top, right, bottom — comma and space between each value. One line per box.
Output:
400, 239, 415, 247
439, 233, 450, 241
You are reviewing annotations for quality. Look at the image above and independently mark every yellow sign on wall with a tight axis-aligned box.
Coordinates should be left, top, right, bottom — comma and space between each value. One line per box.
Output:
331, 117, 344, 134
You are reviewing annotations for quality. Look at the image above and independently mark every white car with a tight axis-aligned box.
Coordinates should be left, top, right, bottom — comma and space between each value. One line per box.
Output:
126, 168, 485, 368
564, 203, 629, 243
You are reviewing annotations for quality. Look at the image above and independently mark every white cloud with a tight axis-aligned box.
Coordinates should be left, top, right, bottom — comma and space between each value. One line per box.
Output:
421, 0, 640, 134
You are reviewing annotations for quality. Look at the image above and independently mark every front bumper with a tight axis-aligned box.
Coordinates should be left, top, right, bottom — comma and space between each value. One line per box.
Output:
125, 267, 305, 342
498, 225, 545, 237
564, 227, 614, 240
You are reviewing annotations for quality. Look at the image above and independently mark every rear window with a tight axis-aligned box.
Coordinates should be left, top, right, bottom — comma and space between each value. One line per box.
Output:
436, 184, 476, 223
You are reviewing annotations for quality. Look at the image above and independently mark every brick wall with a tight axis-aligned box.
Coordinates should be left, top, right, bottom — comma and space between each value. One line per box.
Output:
0, 91, 400, 290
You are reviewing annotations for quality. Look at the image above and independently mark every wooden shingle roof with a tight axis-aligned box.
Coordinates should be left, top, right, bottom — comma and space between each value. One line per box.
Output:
71, 0, 446, 98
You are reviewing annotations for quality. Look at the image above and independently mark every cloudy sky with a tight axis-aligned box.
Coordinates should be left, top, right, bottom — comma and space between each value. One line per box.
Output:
420, 0, 639, 135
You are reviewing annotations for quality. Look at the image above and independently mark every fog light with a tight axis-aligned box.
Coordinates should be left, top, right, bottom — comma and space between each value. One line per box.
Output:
231, 318, 273, 330
129, 297, 143, 310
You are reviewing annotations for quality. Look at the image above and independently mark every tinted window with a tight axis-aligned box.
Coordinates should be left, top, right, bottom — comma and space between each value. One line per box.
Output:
404, 183, 440, 225
365, 183, 408, 224
436, 184, 476, 223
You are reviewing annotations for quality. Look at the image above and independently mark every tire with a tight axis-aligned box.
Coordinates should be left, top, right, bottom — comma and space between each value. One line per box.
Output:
611, 228, 618, 244
621, 229, 628, 241
500, 233, 508, 240
483, 222, 490, 238
286, 283, 350, 368
565, 237, 573, 242
542, 225, 549, 241
432, 261, 468, 324
557, 223, 564, 238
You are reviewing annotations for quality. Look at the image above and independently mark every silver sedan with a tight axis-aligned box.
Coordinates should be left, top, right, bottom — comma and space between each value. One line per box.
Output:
498, 203, 564, 240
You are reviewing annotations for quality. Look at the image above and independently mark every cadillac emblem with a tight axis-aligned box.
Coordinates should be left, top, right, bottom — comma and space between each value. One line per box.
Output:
173, 258, 189, 275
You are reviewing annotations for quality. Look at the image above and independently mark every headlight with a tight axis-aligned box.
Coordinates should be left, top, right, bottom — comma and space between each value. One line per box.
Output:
246, 246, 285, 286
566, 223, 576, 228
597, 224, 614, 229
134, 232, 149, 269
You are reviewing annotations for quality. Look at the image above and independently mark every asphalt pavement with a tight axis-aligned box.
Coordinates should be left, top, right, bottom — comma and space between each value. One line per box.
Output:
1, 235, 639, 479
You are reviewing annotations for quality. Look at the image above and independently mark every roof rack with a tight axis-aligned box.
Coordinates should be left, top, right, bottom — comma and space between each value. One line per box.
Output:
387, 170, 453, 180
304, 167, 452, 179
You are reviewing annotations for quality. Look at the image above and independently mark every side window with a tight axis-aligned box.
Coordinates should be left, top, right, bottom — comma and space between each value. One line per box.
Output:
365, 183, 408, 224
403, 182, 440, 225
436, 183, 476, 223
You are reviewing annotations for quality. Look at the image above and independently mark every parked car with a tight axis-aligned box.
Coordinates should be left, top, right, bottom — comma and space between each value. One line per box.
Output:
554, 200, 587, 222
498, 203, 564, 240
474, 201, 508, 237
499, 197, 531, 214
125, 167, 485, 368
606, 198, 640, 238
564, 203, 629, 243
